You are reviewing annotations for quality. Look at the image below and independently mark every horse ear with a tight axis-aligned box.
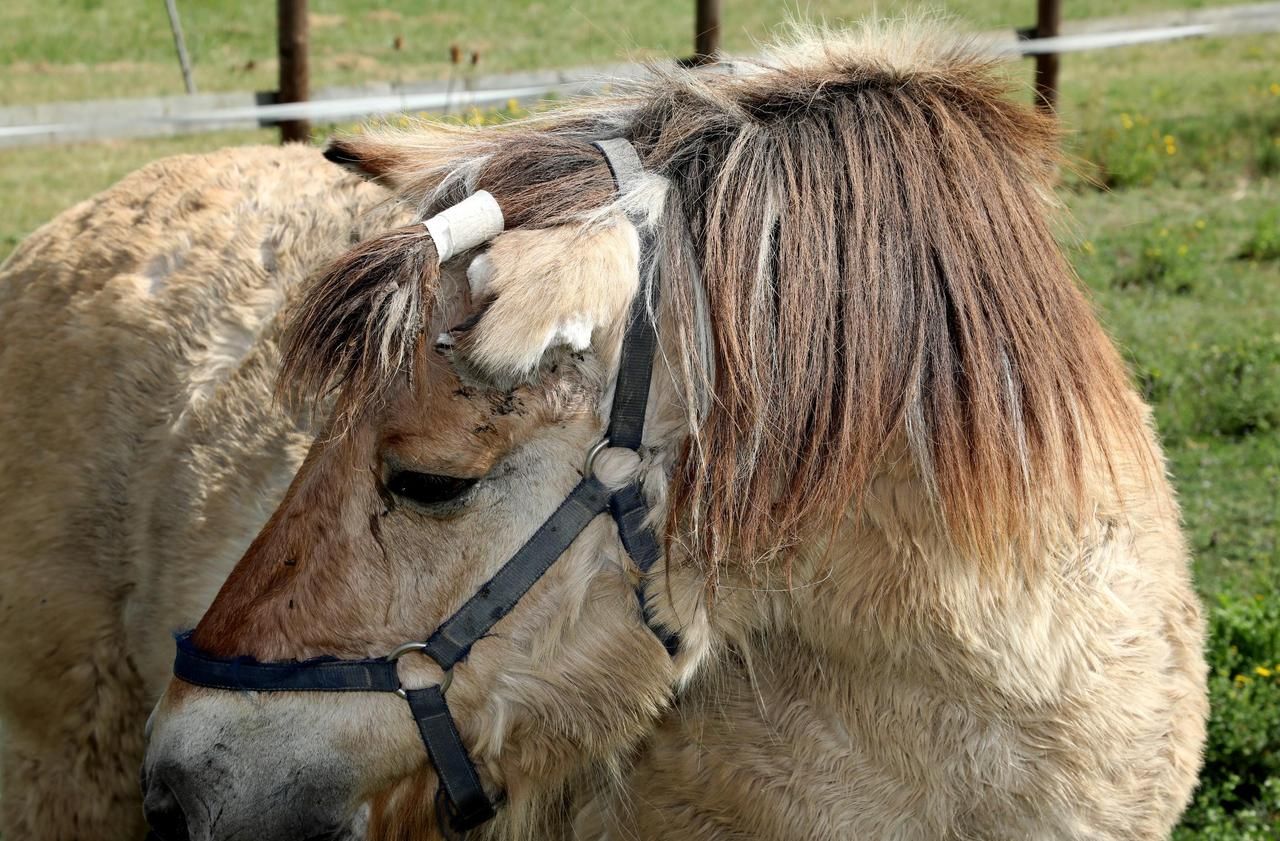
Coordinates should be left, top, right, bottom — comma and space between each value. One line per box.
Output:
323, 135, 416, 185
322, 125, 484, 195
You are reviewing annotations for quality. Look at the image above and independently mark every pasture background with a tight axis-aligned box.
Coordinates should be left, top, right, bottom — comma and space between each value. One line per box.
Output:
1, 1, 1277, 836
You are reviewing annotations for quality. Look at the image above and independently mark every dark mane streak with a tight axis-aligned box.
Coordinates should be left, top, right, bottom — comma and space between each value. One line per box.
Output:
278, 224, 439, 424
282, 29, 1153, 574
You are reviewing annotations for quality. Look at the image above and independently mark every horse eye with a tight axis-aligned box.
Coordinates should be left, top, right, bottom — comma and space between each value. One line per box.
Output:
386, 471, 477, 507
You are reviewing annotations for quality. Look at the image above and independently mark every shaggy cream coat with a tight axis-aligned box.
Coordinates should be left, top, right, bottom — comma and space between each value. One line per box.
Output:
2, 28, 1208, 841
0, 146, 405, 838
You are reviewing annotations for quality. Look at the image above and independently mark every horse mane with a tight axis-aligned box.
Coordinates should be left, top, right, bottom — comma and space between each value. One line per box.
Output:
281, 22, 1152, 573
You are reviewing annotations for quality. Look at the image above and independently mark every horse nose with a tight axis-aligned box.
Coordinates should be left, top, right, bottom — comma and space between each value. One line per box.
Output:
142, 769, 192, 841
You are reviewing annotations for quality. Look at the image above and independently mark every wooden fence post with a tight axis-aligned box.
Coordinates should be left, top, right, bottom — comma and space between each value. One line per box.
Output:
277, 0, 310, 143
694, 0, 720, 64
1033, 0, 1062, 112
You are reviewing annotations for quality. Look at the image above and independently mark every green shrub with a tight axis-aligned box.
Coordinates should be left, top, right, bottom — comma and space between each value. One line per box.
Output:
1258, 135, 1280, 178
1114, 223, 1205, 294
1175, 587, 1280, 839
1187, 336, 1280, 438
1084, 112, 1172, 188
1072, 104, 1280, 192
1134, 360, 1173, 407
1239, 208, 1280, 262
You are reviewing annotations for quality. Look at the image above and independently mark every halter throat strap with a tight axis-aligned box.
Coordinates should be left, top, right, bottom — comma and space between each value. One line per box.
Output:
170, 137, 675, 837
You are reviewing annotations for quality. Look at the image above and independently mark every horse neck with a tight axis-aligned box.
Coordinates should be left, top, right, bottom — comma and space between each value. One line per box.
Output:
708, 451, 1044, 684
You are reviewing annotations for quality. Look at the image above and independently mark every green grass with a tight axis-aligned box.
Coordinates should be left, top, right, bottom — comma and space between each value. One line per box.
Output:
1068, 180, 1280, 591
1058, 36, 1280, 836
0, 0, 1253, 105
1046, 36, 1280, 607
2, 2, 1279, 836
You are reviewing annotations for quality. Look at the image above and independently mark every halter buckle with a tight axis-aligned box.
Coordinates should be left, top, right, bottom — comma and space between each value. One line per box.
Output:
386, 641, 453, 698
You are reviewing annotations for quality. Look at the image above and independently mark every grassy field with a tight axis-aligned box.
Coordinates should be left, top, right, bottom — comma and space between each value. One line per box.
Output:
1, 1, 1278, 836
0, 0, 1251, 104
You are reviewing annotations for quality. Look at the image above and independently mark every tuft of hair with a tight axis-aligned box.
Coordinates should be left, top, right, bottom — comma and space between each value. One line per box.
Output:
281, 132, 624, 419
278, 224, 440, 423
291, 20, 1157, 575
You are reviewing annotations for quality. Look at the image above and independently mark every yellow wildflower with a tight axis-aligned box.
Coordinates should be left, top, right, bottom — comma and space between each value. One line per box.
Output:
1256, 666, 1274, 678
1177, 244, 1189, 257
1194, 219, 1206, 230
1120, 113, 1134, 130
1271, 82, 1280, 96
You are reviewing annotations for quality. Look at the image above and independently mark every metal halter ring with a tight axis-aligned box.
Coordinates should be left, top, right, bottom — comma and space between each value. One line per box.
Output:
583, 438, 610, 478
386, 641, 453, 697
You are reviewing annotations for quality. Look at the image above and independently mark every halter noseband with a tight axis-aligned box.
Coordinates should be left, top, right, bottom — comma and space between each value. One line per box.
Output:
170, 138, 678, 836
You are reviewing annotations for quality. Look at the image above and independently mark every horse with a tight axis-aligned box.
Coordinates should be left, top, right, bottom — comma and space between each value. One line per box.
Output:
0, 25, 1208, 841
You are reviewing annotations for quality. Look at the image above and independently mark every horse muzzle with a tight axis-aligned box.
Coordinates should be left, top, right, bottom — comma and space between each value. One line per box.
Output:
141, 690, 377, 841
141, 757, 365, 841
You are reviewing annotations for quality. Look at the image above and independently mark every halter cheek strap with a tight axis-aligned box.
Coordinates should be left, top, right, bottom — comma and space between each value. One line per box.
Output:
593, 137, 680, 655
171, 137, 677, 837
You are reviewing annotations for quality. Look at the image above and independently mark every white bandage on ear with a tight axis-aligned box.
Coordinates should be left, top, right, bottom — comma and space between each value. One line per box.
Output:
422, 190, 505, 264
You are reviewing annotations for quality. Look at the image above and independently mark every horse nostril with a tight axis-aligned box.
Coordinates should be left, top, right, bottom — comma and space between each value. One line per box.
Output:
143, 775, 191, 841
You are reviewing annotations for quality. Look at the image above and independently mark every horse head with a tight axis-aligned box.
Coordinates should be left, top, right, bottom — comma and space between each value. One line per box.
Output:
142, 25, 1154, 840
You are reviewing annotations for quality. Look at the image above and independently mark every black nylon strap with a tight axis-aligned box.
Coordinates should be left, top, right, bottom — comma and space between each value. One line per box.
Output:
639, 593, 681, 658
609, 484, 661, 573
594, 138, 679, 660
607, 282, 660, 451
167, 138, 677, 841
611, 486, 681, 656
423, 476, 612, 668
594, 139, 660, 452
405, 686, 495, 832
173, 632, 401, 692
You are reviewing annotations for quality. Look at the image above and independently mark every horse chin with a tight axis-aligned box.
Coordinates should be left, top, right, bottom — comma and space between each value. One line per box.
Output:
317, 803, 372, 841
